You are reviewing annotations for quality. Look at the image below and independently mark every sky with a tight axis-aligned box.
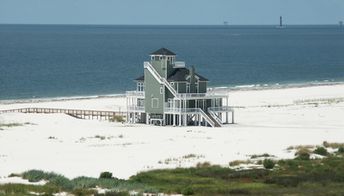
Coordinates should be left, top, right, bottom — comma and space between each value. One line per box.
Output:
0, 0, 343, 25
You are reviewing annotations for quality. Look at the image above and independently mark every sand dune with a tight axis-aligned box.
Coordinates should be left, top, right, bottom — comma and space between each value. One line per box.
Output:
1, 84, 344, 179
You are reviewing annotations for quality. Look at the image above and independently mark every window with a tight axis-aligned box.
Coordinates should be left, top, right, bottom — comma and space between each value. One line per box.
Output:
168, 98, 173, 107
195, 82, 199, 93
186, 83, 190, 93
216, 98, 221, 106
160, 87, 163, 94
151, 98, 159, 108
137, 98, 144, 106
137, 82, 144, 92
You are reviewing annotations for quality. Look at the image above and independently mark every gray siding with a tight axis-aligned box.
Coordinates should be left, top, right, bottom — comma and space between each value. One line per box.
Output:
144, 68, 164, 114
199, 81, 207, 93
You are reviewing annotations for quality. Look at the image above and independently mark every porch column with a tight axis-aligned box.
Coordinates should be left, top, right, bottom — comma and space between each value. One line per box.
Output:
232, 111, 234, 124
179, 99, 182, 126
146, 113, 149, 124
184, 99, 187, 126
126, 96, 129, 123
179, 113, 182, 126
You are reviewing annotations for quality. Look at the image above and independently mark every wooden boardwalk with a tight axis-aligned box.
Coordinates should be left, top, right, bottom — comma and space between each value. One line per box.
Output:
0, 107, 126, 121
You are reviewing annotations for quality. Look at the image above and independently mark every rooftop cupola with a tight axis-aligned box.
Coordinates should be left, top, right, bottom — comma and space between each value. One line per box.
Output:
150, 48, 176, 63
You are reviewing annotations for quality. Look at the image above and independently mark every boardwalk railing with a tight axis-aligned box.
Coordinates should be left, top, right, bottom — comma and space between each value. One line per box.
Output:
0, 107, 126, 121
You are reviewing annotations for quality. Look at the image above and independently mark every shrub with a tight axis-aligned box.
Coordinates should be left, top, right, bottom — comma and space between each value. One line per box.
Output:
46, 175, 73, 190
22, 170, 73, 190
323, 141, 344, 148
22, 170, 59, 182
72, 188, 97, 196
250, 153, 272, 159
110, 115, 125, 123
181, 186, 194, 195
295, 148, 311, 160
99, 172, 113, 179
263, 159, 275, 169
229, 160, 252, 167
313, 146, 328, 156
265, 175, 300, 187
338, 146, 344, 153
196, 162, 211, 168
229, 189, 250, 195
95, 191, 130, 196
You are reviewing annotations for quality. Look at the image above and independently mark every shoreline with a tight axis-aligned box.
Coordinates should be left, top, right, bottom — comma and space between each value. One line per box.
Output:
1, 80, 343, 105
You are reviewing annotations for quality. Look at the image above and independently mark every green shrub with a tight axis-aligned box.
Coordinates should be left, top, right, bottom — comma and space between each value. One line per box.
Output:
265, 175, 300, 187
95, 191, 130, 196
229, 188, 251, 195
110, 115, 125, 123
181, 186, 194, 195
295, 148, 311, 160
22, 170, 60, 182
263, 159, 275, 169
196, 162, 211, 168
47, 175, 73, 190
338, 146, 344, 153
100, 172, 113, 179
313, 147, 328, 156
72, 188, 97, 196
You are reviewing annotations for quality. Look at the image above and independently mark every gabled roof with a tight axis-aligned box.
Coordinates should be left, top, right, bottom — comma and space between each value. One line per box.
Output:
167, 68, 208, 82
150, 48, 176, 56
134, 68, 208, 82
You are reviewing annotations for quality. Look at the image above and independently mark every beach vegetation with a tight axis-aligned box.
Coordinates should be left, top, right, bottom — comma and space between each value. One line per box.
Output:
196, 161, 212, 168
313, 146, 328, 156
263, 159, 275, 169
0, 123, 24, 128
110, 115, 125, 123
287, 144, 314, 151
250, 153, 273, 159
229, 160, 253, 167
3, 144, 344, 195
323, 141, 344, 148
294, 147, 311, 160
338, 146, 344, 153
99, 172, 113, 179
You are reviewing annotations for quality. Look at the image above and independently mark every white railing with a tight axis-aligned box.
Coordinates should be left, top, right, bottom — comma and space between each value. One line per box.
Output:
208, 106, 233, 112
175, 93, 226, 99
198, 108, 216, 127
126, 91, 145, 97
127, 105, 145, 112
164, 107, 216, 127
208, 110, 223, 126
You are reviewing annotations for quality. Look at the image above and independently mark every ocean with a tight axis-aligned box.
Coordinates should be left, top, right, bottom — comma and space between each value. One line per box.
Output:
0, 24, 344, 100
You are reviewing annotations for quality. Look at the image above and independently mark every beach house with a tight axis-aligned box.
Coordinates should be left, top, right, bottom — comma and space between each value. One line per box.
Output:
126, 48, 233, 127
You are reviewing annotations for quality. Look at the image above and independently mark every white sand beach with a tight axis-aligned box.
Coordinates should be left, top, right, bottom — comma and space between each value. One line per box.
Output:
1, 84, 344, 180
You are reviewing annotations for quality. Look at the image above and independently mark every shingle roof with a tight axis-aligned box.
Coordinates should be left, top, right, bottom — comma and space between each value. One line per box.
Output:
167, 68, 208, 82
151, 48, 176, 56
134, 75, 144, 81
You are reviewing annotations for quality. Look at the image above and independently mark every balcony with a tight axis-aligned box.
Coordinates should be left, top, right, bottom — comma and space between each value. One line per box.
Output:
208, 106, 233, 112
127, 105, 145, 112
126, 91, 144, 97
174, 92, 227, 100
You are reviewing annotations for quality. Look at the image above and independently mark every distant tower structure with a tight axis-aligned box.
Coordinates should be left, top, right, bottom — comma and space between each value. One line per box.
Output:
280, 16, 283, 27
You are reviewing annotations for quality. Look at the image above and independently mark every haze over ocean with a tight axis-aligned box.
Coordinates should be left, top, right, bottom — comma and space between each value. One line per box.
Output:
0, 24, 344, 100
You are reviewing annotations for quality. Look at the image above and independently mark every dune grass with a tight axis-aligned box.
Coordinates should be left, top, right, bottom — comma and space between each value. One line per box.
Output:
2, 145, 344, 195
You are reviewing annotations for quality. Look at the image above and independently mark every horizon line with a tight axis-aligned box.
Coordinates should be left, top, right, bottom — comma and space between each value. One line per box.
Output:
0, 23, 343, 26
